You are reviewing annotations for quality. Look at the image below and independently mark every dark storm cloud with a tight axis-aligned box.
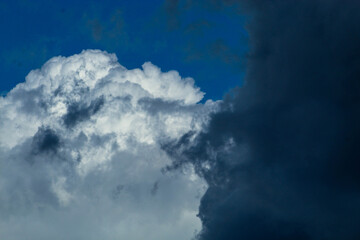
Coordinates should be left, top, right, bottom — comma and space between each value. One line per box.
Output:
165, 0, 360, 239
63, 96, 105, 128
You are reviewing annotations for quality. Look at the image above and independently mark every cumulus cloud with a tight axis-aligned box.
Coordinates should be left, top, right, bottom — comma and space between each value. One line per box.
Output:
0, 50, 218, 240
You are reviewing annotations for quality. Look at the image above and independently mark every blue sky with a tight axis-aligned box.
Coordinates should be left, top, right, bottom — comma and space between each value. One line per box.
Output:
0, 0, 248, 100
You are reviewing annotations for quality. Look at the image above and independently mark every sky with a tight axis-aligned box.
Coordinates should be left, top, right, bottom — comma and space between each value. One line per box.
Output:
1, 1, 360, 240
0, 0, 248, 100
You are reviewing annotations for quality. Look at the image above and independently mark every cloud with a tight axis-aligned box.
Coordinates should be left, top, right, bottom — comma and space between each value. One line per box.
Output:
62, 96, 105, 128
0, 50, 218, 240
32, 127, 61, 154
164, 0, 360, 239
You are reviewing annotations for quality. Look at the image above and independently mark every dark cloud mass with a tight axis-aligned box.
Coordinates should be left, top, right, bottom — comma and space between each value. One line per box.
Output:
165, 0, 360, 239
32, 127, 61, 154
63, 96, 105, 128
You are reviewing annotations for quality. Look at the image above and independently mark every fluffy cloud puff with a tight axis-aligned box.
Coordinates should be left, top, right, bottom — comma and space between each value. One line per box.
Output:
0, 50, 218, 240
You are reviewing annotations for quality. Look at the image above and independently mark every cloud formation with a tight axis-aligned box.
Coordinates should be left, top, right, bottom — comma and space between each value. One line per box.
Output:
164, 0, 360, 239
0, 50, 217, 240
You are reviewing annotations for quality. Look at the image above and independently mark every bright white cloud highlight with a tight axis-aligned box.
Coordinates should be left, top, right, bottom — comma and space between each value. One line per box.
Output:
0, 50, 218, 240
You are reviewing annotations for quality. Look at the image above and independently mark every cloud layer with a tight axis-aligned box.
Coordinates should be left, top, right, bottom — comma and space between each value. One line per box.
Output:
0, 50, 217, 240
164, 0, 360, 239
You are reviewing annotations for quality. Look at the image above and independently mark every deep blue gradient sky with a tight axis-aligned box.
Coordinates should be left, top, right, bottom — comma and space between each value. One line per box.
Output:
0, 0, 248, 100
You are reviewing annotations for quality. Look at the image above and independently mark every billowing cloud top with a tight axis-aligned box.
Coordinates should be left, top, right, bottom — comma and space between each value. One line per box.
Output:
0, 50, 217, 240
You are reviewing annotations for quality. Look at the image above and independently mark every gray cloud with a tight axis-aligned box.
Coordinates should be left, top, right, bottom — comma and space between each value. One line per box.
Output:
63, 96, 105, 128
32, 127, 61, 155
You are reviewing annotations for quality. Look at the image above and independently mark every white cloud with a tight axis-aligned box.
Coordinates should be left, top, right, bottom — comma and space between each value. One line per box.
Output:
0, 50, 218, 240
